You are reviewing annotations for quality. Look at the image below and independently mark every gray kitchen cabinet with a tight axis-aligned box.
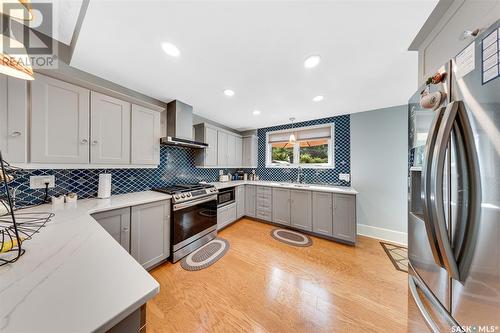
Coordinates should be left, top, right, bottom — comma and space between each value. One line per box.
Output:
194, 124, 218, 166
332, 194, 356, 243
131, 200, 170, 270
92, 207, 131, 252
242, 135, 258, 167
0, 75, 27, 163
131, 104, 160, 165
235, 136, 243, 166
227, 134, 237, 166
256, 186, 272, 221
90, 91, 131, 164
217, 131, 228, 165
290, 190, 312, 231
312, 192, 333, 237
245, 185, 256, 217
30, 74, 90, 164
272, 187, 291, 226
236, 185, 245, 219
217, 202, 237, 230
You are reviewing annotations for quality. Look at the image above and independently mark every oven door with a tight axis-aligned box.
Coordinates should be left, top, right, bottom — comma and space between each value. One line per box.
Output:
172, 195, 218, 252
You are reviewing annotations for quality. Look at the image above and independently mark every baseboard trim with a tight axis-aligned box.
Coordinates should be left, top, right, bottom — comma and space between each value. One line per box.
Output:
357, 224, 407, 246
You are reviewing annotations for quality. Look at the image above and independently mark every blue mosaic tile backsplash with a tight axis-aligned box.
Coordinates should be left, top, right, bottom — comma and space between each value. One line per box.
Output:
253, 114, 350, 186
8, 114, 350, 208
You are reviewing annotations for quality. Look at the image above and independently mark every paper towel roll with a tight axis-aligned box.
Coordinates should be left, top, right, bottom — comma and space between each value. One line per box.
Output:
98, 174, 112, 199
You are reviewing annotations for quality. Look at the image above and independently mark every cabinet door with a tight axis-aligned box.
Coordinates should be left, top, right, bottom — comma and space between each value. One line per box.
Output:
312, 192, 333, 236
131, 104, 160, 165
131, 200, 171, 270
217, 131, 228, 165
217, 206, 228, 230
235, 136, 242, 166
236, 185, 245, 218
31, 74, 90, 163
272, 188, 291, 226
245, 185, 256, 217
242, 136, 258, 167
92, 208, 131, 252
205, 127, 218, 166
332, 194, 356, 243
290, 190, 312, 231
227, 134, 237, 166
91, 92, 131, 164
0, 76, 27, 163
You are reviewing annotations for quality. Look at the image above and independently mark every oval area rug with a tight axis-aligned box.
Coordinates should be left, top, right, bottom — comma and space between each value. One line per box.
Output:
180, 238, 230, 271
271, 228, 312, 247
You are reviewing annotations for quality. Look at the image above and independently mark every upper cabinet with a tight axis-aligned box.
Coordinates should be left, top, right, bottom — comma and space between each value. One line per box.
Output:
131, 104, 160, 165
31, 74, 90, 164
194, 124, 218, 166
26, 74, 161, 167
0, 75, 28, 163
242, 135, 258, 167
90, 92, 131, 164
195, 123, 251, 168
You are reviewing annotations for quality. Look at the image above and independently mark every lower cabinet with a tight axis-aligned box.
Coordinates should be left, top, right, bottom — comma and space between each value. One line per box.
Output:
92, 207, 131, 252
256, 186, 272, 221
245, 185, 256, 217
236, 185, 245, 219
312, 192, 333, 237
218, 203, 237, 230
93, 200, 170, 271
332, 194, 356, 243
272, 188, 290, 226
290, 190, 312, 231
131, 201, 171, 270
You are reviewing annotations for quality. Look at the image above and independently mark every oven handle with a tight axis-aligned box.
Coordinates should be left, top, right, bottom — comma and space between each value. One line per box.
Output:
173, 195, 218, 211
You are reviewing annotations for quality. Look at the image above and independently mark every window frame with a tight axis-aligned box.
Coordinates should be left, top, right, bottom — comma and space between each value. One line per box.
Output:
265, 123, 335, 169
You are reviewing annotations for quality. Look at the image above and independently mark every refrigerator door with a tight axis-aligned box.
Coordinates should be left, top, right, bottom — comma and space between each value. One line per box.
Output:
450, 22, 500, 328
408, 63, 451, 311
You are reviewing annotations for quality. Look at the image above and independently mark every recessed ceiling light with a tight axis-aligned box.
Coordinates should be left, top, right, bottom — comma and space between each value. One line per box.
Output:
312, 95, 324, 102
252, 110, 261, 116
161, 42, 180, 57
304, 55, 321, 68
224, 89, 235, 97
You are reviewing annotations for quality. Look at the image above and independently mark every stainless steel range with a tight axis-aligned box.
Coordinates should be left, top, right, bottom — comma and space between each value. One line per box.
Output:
153, 183, 218, 262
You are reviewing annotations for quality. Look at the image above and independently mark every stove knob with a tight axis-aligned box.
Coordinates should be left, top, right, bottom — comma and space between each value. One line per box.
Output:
181, 194, 186, 198
174, 195, 180, 200
187, 193, 192, 197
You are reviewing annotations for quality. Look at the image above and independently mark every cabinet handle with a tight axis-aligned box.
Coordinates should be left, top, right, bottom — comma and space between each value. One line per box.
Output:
10, 131, 21, 137
80, 138, 88, 144
122, 227, 129, 232
92, 140, 98, 145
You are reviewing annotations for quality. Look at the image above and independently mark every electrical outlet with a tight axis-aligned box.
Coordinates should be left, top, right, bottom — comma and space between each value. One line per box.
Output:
339, 173, 350, 182
30, 175, 55, 189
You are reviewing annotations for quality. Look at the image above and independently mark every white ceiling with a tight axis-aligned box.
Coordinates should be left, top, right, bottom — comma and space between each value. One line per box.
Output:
71, 0, 437, 131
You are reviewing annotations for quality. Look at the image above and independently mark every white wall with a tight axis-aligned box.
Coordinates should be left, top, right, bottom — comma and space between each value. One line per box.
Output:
351, 105, 408, 245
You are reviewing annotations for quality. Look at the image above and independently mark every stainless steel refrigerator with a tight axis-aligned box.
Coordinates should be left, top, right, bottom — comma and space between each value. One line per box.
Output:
408, 21, 500, 332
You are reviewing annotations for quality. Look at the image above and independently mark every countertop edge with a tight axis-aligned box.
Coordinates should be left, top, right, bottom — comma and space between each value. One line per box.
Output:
208, 181, 358, 195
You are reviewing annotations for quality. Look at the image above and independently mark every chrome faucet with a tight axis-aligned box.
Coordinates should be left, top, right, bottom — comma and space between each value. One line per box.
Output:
296, 166, 304, 183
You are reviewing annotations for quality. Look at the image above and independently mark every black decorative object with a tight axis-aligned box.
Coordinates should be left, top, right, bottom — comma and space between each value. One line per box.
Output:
0, 152, 54, 266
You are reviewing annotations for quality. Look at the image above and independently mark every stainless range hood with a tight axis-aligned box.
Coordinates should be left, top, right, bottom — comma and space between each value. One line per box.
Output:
160, 100, 208, 148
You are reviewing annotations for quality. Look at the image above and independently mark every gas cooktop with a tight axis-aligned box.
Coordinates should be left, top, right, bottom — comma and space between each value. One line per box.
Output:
152, 183, 218, 203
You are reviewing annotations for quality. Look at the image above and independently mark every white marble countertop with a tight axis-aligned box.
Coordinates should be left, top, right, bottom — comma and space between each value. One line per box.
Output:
0, 191, 171, 333
208, 180, 358, 195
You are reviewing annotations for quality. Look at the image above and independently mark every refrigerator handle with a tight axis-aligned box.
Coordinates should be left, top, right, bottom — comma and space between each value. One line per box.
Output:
454, 101, 482, 282
421, 106, 446, 266
430, 101, 461, 281
408, 274, 460, 333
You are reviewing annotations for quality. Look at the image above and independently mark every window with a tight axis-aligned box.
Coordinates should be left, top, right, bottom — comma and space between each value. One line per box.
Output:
266, 124, 334, 168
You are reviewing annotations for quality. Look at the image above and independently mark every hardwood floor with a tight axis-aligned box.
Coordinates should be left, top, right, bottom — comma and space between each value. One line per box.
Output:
146, 219, 417, 332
